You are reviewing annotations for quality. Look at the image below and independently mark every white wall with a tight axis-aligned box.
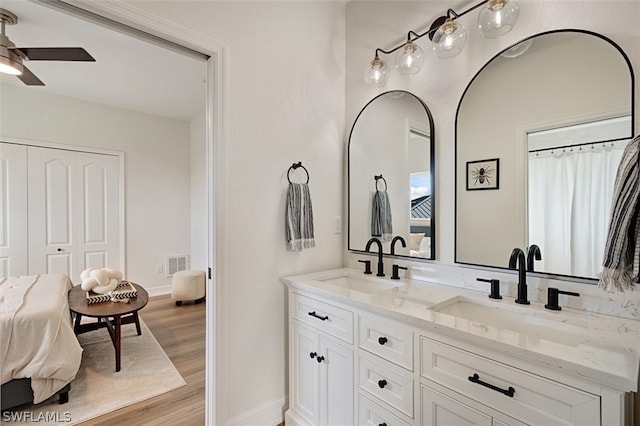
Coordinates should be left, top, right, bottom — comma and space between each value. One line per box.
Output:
346, 1, 640, 319
113, 1, 347, 423
190, 111, 208, 272
0, 83, 192, 294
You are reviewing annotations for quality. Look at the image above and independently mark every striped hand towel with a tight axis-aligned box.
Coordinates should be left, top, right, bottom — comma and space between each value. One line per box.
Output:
286, 182, 315, 251
600, 135, 640, 292
371, 190, 392, 242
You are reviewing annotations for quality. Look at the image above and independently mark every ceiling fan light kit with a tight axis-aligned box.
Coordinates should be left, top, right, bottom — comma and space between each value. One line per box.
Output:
0, 7, 96, 86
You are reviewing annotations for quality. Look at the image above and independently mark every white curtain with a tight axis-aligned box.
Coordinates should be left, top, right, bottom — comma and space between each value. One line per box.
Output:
528, 143, 625, 277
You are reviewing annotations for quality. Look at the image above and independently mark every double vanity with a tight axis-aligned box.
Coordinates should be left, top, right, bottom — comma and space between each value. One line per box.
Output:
282, 268, 639, 426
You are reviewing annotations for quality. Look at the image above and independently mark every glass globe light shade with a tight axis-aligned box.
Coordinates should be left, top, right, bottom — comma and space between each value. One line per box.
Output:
478, 0, 520, 39
364, 55, 390, 88
394, 40, 424, 76
432, 18, 467, 59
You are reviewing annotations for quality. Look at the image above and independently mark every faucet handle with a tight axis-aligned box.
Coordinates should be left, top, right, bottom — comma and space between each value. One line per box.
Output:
477, 278, 502, 300
391, 265, 408, 280
545, 287, 580, 311
358, 259, 372, 275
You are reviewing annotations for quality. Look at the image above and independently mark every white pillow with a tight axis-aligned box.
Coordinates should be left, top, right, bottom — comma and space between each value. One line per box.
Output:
409, 233, 423, 250
419, 236, 431, 252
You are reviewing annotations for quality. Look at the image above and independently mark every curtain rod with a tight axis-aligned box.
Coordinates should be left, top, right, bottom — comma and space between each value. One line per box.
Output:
528, 136, 631, 154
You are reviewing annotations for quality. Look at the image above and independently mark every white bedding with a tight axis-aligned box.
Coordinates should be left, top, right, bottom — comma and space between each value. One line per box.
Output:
1, 274, 83, 403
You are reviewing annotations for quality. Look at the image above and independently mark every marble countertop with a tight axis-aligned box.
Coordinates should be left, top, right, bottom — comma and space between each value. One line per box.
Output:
282, 268, 640, 392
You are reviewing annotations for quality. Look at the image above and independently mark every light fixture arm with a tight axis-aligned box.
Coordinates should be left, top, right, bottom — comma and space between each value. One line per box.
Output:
371, 0, 490, 57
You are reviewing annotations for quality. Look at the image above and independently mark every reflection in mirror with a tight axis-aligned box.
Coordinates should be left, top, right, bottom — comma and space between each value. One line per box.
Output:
456, 30, 634, 280
349, 91, 435, 259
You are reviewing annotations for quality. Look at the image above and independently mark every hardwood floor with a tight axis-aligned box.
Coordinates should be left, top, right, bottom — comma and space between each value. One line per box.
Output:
79, 295, 206, 425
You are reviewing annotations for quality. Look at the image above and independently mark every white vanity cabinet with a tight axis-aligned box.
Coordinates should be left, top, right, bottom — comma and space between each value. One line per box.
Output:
287, 292, 355, 426
284, 273, 635, 426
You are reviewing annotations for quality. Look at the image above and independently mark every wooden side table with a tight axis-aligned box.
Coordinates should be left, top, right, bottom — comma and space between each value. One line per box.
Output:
68, 282, 149, 372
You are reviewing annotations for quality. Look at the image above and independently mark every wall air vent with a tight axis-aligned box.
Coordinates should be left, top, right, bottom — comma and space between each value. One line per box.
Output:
166, 255, 189, 277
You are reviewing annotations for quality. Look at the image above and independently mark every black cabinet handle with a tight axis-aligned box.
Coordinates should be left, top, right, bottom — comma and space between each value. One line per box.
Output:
308, 311, 329, 321
379, 423, 387, 426
377, 379, 387, 389
309, 352, 317, 359
468, 373, 515, 397
316, 356, 325, 363
378, 336, 388, 345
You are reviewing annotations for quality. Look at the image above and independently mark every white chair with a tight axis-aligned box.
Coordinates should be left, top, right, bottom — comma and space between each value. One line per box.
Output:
171, 270, 206, 306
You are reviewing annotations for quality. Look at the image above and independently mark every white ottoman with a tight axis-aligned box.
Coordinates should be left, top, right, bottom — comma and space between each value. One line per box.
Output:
171, 270, 206, 306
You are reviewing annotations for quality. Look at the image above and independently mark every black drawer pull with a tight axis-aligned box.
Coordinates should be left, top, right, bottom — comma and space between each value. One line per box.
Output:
308, 311, 329, 321
379, 423, 387, 426
468, 373, 515, 397
377, 379, 387, 389
309, 352, 317, 359
316, 356, 325, 363
378, 336, 388, 345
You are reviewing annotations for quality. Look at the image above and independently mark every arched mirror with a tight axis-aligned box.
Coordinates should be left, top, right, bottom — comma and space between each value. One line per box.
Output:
455, 30, 634, 280
349, 91, 435, 259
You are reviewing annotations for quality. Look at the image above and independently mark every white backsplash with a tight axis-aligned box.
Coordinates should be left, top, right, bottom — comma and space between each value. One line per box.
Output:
347, 252, 640, 321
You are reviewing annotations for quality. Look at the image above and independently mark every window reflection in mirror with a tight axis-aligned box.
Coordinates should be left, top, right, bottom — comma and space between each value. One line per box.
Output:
455, 30, 634, 280
349, 91, 435, 260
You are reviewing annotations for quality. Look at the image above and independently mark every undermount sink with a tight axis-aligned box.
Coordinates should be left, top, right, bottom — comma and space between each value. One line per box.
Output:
429, 296, 588, 346
318, 274, 403, 294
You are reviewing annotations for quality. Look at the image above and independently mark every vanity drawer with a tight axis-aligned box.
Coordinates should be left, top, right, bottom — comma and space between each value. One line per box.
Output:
359, 351, 414, 418
291, 292, 354, 343
358, 394, 410, 426
420, 338, 600, 426
359, 315, 413, 370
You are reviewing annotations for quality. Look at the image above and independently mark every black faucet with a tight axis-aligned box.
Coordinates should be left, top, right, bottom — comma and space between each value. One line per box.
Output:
508, 248, 530, 305
390, 236, 406, 255
526, 244, 542, 272
365, 237, 385, 277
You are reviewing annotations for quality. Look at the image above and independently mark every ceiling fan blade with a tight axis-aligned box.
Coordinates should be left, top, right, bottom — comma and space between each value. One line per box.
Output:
11, 47, 95, 62
17, 65, 45, 86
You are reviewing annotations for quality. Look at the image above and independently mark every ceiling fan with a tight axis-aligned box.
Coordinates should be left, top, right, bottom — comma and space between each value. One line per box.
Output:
0, 8, 95, 86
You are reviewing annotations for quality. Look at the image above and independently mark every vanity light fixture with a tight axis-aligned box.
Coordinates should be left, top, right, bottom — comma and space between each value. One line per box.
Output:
394, 37, 425, 76
364, 0, 520, 87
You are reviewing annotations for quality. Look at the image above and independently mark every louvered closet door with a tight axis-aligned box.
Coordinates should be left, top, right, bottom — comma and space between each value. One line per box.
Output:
27, 146, 120, 283
0, 143, 28, 277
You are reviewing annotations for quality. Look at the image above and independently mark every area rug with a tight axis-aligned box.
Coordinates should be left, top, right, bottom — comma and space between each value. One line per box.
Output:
3, 320, 186, 425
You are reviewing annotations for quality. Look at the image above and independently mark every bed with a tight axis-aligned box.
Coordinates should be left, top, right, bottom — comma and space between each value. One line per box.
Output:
1, 274, 83, 410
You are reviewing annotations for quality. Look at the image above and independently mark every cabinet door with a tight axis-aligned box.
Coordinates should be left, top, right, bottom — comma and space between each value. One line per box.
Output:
422, 385, 492, 426
321, 337, 354, 426
291, 322, 321, 425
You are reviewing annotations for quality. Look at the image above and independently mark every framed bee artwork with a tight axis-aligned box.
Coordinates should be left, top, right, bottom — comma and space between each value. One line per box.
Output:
466, 158, 499, 190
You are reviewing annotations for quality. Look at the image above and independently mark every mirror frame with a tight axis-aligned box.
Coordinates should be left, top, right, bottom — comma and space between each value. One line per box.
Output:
348, 90, 436, 260
454, 29, 635, 282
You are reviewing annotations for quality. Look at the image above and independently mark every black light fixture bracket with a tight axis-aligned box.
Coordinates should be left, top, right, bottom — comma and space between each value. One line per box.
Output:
371, 0, 489, 57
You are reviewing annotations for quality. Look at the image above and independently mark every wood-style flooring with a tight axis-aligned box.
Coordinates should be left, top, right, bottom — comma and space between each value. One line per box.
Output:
79, 295, 205, 425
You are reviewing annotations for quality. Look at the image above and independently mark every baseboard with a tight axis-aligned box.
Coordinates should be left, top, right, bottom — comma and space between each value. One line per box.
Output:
145, 284, 172, 297
227, 396, 287, 426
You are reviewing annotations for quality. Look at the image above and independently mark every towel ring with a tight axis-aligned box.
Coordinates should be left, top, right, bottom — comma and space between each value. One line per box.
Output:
288, 162, 309, 184
374, 174, 387, 191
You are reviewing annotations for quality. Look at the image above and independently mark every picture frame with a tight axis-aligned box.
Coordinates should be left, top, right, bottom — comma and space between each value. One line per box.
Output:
466, 158, 499, 190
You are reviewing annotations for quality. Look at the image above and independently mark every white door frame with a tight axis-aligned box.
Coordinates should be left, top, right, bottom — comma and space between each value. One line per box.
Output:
38, 1, 226, 424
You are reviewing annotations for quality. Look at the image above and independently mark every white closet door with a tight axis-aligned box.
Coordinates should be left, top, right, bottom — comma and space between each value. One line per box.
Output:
77, 151, 120, 277
27, 146, 119, 283
0, 143, 28, 277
